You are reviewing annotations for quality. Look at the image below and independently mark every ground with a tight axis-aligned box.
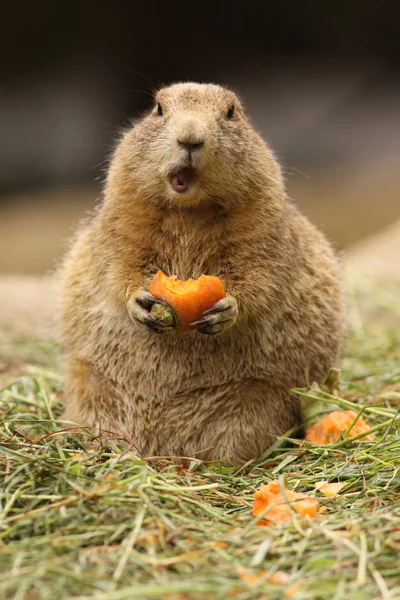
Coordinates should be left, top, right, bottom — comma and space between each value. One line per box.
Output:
0, 270, 400, 600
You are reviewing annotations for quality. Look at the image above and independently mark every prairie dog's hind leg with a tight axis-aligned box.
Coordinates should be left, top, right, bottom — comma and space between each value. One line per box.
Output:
63, 357, 132, 446
197, 381, 300, 466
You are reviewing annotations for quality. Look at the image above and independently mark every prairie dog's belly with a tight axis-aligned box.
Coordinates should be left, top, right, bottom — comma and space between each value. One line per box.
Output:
90, 311, 267, 402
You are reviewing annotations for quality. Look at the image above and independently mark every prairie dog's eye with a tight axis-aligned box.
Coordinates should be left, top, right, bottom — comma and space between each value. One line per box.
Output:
156, 103, 163, 116
226, 104, 235, 120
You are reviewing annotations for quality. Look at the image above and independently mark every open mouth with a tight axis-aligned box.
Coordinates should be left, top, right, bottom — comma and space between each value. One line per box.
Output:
169, 167, 195, 194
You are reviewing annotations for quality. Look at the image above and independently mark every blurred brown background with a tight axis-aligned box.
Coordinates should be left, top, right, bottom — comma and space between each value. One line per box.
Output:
1, 1, 400, 274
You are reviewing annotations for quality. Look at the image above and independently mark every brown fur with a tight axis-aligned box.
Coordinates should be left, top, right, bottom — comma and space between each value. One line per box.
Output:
59, 82, 343, 465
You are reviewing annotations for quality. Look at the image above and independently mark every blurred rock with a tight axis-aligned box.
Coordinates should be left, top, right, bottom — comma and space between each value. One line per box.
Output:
0, 275, 57, 337
344, 218, 400, 280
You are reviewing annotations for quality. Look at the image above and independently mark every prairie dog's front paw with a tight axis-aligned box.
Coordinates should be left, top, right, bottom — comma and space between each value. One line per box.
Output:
127, 289, 176, 334
191, 294, 238, 336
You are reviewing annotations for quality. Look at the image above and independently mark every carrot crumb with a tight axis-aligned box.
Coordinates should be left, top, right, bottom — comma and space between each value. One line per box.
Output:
236, 567, 261, 585
285, 582, 301, 598
306, 410, 374, 444
252, 479, 319, 525
315, 480, 346, 497
237, 567, 292, 586
269, 571, 290, 584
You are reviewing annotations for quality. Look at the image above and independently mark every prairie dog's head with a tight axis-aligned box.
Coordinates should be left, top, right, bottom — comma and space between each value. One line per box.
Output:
108, 82, 283, 208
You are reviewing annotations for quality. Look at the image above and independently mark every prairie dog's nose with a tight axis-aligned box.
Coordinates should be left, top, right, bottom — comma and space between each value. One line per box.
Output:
178, 139, 204, 151
176, 117, 205, 150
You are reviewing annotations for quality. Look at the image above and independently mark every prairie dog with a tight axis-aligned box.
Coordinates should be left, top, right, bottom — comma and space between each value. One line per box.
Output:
59, 82, 342, 465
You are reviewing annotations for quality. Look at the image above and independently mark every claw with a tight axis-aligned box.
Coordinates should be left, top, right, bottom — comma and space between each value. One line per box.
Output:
132, 315, 170, 331
128, 289, 176, 334
190, 295, 238, 335
146, 316, 171, 329
190, 317, 232, 328
203, 305, 225, 315
136, 292, 164, 310
203, 297, 233, 315
198, 322, 227, 336
145, 320, 169, 334
198, 328, 219, 336
189, 318, 209, 328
